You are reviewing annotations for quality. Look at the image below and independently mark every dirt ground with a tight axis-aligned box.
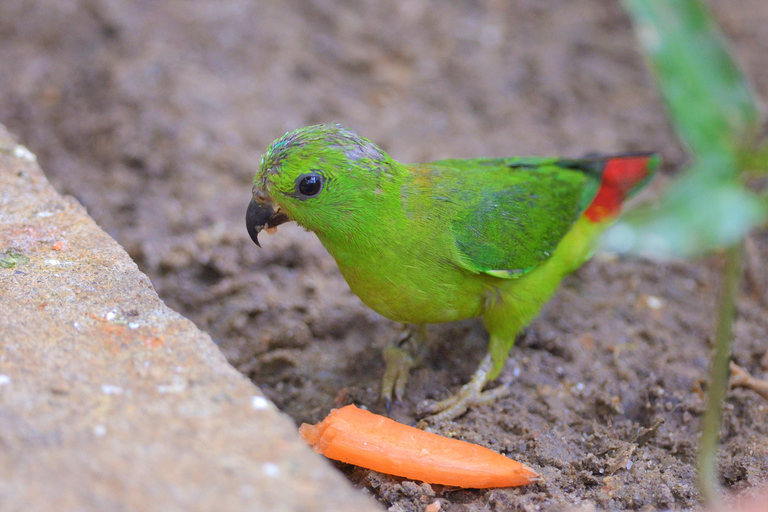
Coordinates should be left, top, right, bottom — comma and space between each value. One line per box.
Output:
2, 0, 767, 510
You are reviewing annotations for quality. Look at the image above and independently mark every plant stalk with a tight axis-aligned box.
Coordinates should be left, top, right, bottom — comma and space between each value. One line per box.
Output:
698, 242, 743, 507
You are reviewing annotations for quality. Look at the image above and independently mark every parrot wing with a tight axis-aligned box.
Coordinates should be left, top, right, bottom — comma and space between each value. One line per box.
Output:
432, 157, 602, 279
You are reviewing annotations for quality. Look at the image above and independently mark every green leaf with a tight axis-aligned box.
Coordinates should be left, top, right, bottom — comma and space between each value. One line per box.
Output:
601, 157, 767, 259
622, 0, 759, 161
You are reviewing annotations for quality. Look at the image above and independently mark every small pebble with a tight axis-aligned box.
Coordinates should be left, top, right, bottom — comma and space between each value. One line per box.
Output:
645, 295, 663, 310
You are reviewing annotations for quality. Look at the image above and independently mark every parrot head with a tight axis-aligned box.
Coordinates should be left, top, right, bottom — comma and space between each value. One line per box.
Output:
246, 124, 398, 246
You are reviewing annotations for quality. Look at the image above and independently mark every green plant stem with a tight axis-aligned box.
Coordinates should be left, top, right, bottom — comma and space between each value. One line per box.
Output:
698, 242, 743, 507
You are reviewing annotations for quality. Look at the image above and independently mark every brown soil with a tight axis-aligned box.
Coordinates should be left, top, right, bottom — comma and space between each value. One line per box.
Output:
2, 1, 767, 510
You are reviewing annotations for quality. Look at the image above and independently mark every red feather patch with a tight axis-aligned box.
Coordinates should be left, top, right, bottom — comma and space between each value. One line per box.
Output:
584, 156, 653, 222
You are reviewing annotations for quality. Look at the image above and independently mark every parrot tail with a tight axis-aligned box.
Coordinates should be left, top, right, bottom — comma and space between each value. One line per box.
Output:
583, 153, 659, 222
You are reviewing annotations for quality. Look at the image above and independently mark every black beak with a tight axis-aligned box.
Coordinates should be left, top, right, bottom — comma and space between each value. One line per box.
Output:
246, 193, 289, 247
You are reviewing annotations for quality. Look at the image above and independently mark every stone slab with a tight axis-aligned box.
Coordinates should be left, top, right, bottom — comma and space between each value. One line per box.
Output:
0, 123, 379, 512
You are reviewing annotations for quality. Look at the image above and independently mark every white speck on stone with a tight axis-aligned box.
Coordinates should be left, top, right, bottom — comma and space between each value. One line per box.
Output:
13, 144, 37, 162
626, 460, 633, 470
36, 211, 54, 218
157, 375, 187, 394
262, 462, 280, 477
93, 424, 107, 437
105, 311, 116, 321
128, 322, 139, 329
45, 259, 62, 265
512, 366, 521, 378
102, 385, 123, 395
0, 375, 11, 386
251, 395, 270, 410
645, 295, 663, 310
73, 321, 80, 329
575, 382, 585, 391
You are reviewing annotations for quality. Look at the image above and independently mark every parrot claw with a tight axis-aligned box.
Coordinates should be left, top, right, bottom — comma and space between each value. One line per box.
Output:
381, 344, 416, 411
380, 326, 427, 413
416, 353, 510, 427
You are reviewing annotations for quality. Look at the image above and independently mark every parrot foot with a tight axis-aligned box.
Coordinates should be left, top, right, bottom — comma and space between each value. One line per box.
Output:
380, 326, 425, 413
416, 353, 509, 427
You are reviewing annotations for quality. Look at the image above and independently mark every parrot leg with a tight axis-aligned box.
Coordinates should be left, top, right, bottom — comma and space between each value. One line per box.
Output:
416, 300, 524, 425
381, 325, 426, 413
416, 353, 510, 426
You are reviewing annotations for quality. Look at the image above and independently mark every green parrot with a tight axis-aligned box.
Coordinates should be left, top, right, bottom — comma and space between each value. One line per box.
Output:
246, 124, 657, 423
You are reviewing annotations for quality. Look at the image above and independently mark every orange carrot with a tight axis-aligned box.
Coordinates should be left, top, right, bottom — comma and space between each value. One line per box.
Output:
299, 405, 541, 488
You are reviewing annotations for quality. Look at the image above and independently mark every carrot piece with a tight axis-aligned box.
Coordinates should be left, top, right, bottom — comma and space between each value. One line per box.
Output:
298, 405, 541, 488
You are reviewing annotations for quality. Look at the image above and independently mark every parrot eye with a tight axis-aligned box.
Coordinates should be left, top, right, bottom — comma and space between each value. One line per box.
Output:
296, 172, 324, 199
